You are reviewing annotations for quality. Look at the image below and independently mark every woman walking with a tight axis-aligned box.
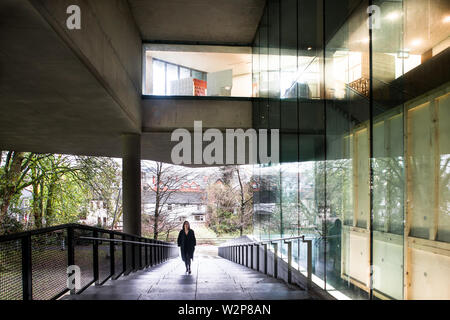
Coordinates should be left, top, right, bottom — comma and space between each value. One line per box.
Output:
177, 221, 196, 274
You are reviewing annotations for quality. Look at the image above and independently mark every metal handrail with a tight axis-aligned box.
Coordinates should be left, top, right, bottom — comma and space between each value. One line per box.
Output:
0, 223, 179, 300
218, 235, 313, 289
218, 235, 307, 247
78, 236, 177, 247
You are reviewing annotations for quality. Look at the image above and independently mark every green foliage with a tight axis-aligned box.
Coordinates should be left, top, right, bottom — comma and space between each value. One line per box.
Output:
0, 151, 121, 234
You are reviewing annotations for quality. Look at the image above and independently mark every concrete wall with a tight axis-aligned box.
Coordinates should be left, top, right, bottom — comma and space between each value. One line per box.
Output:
142, 97, 252, 131
30, 0, 143, 129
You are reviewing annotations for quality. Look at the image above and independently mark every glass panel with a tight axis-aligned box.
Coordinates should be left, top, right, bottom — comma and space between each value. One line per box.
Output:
144, 46, 251, 97
179, 67, 190, 79
166, 63, 179, 96
251, 0, 449, 300
324, 0, 370, 299
152, 60, 166, 95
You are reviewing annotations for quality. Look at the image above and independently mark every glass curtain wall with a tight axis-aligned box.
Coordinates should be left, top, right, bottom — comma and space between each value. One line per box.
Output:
252, 0, 450, 300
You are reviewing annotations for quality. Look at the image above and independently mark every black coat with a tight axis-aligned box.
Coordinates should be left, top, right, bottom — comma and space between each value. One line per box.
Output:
177, 229, 196, 262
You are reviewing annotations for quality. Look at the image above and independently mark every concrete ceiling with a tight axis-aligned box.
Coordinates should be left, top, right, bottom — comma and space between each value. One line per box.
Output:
0, 0, 138, 158
148, 51, 252, 74
127, 0, 267, 44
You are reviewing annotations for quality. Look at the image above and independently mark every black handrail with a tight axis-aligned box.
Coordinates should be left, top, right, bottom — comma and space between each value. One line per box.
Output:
0, 223, 178, 300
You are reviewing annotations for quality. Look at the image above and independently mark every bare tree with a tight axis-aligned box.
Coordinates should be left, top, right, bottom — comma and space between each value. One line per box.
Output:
206, 165, 253, 236
142, 161, 194, 240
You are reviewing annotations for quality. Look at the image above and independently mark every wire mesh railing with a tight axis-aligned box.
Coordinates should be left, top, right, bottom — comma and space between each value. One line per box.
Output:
0, 224, 178, 300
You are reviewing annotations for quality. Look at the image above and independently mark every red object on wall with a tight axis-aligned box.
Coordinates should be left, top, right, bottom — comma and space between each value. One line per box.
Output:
193, 79, 207, 96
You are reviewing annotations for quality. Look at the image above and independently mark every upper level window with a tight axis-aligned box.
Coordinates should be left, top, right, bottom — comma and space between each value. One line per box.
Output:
143, 44, 252, 97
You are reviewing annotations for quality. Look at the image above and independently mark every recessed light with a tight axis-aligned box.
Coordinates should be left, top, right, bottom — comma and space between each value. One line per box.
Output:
411, 39, 422, 47
444, 16, 450, 23
386, 12, 400, 20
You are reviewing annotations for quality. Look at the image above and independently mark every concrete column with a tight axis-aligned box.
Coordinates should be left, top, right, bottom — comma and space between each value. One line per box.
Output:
122, 134, 141, 236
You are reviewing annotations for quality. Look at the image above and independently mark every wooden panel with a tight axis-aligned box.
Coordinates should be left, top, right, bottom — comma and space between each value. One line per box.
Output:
409, 247, 450, 300
373, 234, 404, 300
342, 228, 369, 286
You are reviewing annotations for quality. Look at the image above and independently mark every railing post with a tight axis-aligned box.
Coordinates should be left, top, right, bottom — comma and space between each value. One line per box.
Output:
304, 237, 312, 289
93, 230, 99, 284
122, 234, 127, 275
67, 226, 75, 294
156, 242, 160, 264
272, 241, 278, 279
240, 245, 244, 265
110, 233, 115, 278
250, 244, 254, 269
131, 237, 136, 271
145, 239, 149, 268
255, 244, 260, 272
245, 245, 249, 267
284, 240, 292, 284
263, 243, 268, 275
21, 234, 32, 300
151, 241, 155, 266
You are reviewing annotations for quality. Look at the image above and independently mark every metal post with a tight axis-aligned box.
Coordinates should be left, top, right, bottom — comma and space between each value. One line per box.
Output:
122, 235, 127, 275
110, 233, 115, 278
305, 238, 312, 289
145, 240, 150, 268
255, 244, 260, 272
149, 241, 153, 266
93, 230, 99, 284
284, 240, 292, 284
21, 234, 32, 300
67, 227, 75, 294
272, 241, 278, 279
131, 238, 136, 271
263, 243, 268, 275
250, 245, 254, 269
245, 245, 249, 267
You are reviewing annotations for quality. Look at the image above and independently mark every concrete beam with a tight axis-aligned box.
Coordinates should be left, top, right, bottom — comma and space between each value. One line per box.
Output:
30, 0, 143, 128
142, 97, 253, 132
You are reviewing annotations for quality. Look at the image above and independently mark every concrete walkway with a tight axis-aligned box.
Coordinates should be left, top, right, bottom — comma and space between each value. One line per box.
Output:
63, 247, 313, 300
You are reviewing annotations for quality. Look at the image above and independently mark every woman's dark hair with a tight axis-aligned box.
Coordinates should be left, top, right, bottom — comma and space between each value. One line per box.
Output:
182, 221, 190, 230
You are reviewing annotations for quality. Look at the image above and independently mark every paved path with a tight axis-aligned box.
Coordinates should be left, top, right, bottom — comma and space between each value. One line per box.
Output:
63, 249, 313, 300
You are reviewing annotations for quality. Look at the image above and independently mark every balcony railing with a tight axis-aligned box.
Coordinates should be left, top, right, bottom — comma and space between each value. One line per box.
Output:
218, 236, 312, 289
0, 223, 178, 300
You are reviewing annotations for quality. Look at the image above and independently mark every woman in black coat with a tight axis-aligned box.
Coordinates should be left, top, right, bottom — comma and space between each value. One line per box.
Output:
177, 221, 196, 274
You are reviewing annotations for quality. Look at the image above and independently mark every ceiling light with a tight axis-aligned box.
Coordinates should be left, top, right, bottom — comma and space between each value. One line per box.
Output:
411, 39, 422, 47
444, 16, 450, 23
307, 47, 312, 51
386, 12, 400, 21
